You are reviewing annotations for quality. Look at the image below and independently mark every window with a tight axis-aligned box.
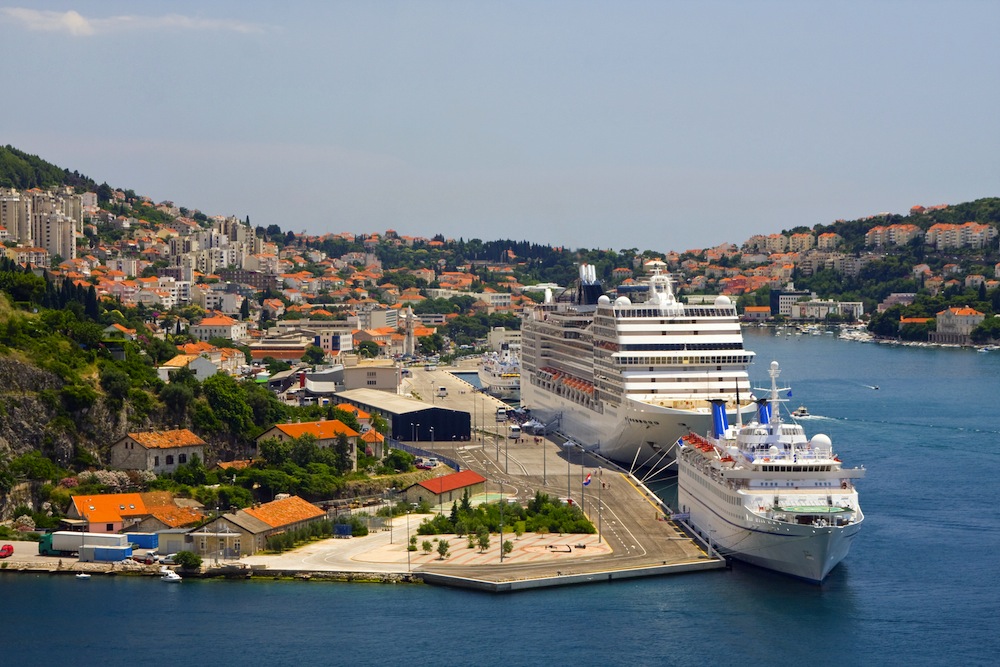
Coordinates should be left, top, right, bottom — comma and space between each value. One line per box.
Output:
154, 456, 160, 466
178, 454, 187, 464
166, 455, 174, 465
106, 524, 113, 531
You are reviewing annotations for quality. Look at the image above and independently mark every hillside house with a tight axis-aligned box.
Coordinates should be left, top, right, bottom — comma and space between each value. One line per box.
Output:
109, 429, 207, 475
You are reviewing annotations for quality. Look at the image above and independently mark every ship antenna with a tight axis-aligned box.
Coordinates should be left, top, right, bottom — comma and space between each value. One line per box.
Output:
768, 360, 782, 428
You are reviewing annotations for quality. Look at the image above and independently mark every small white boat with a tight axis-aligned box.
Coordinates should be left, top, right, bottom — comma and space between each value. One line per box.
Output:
792, 405, 810, 418
75, 573, 91, 580
160, 566, 182, 582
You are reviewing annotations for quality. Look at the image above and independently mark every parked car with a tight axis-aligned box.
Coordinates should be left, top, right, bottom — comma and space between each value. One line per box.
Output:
0, 544, 13, 558
160, 553, 178, 565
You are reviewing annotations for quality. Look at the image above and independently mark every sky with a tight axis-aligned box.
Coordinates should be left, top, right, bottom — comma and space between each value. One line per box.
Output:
2, 1, 998, 254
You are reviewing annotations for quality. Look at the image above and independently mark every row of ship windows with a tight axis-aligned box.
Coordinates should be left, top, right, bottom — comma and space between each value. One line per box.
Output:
611, 355, 752, 366
690, 470, 742, 505
754, 479, 837, 485
610, 309, 736, 318
619, 342, 746, 351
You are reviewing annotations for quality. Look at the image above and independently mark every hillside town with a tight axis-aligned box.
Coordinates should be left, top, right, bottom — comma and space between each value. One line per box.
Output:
4, 183, 1000, 367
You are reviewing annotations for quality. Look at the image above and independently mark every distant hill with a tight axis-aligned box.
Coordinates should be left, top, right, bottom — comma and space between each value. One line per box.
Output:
0, 145, 99, 192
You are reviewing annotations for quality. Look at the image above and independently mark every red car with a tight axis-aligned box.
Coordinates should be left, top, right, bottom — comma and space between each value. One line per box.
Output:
0, 544, 13, 558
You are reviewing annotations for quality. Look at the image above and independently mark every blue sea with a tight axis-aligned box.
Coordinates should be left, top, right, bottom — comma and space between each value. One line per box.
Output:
3, 329, 998, 666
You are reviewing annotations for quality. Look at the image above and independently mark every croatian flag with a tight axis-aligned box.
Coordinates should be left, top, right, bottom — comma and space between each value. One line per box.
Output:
583, 473, 592, 486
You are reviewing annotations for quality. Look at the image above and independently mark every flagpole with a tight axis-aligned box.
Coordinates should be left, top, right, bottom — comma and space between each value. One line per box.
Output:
598, 466, 602, 544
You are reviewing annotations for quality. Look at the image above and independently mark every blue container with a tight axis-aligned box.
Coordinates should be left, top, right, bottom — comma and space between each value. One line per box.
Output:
125, 533, 158, 549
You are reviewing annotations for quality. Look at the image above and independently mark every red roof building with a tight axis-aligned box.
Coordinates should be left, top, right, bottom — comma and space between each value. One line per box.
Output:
402, 470, 486, 506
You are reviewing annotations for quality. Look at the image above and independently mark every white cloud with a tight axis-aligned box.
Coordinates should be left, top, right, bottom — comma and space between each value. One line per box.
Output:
0, 7, 265, 36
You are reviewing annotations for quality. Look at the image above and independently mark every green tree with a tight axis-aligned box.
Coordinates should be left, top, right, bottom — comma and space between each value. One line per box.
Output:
302, 345, 326, 365
357, 340, 379, 358
333, 432, 352, 474
99, 364, 131, 409
201, 374, 255, 439
257, 437, 291, 467
172, 551, 202, 570
477, 531, 491, 553
436, 539, 450, 560
502, 539, 514, 558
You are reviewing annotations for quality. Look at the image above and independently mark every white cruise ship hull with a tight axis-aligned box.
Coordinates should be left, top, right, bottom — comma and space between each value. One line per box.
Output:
678, 466, 863, 582
523, 380, 751, 467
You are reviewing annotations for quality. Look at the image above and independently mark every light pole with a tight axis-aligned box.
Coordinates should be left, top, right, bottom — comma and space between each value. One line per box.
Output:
543, 436, 547, 486
499, 492, 505, 563
387, 490, 394, 544
504, 434, 509, 473
564, 442, 573, 503
430, 427, 434, 449
597, 466, 602, 543
406, 510, 411, 571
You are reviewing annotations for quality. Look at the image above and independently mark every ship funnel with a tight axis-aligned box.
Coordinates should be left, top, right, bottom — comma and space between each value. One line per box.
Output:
757, 399, 771, 424
710, 399, 728, 439
576, 263, 604, 305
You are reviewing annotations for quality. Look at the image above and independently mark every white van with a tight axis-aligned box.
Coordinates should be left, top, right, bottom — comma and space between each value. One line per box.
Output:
496, 407, 508, 422
437, 386, 448, 398
509, 424, 521, 439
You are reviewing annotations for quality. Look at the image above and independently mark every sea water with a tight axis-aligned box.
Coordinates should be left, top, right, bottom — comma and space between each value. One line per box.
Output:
2, 330, 998, 666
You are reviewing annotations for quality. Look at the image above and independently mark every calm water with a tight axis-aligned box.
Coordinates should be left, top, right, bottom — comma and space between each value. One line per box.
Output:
3, 330, 998, 666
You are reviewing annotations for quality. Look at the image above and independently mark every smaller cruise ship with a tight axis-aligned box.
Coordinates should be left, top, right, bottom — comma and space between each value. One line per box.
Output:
677, 361, 865, 583
477, 342, 520, 399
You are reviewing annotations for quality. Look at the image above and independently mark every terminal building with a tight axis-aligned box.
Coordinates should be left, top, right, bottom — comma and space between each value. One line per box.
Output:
335, 388, 471, 443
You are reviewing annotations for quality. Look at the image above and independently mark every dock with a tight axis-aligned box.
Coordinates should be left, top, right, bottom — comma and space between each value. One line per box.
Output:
395, 362, 726, 591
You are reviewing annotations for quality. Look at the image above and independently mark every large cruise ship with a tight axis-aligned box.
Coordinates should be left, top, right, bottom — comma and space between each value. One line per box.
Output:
676, 361, 865, 582
520, 262, 757, 467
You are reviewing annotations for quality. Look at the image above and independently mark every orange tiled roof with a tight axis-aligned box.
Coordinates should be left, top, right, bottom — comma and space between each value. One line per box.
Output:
147, 505, 205, 528
361, 430, 384, 443
336, 403, 370, 419
128, 428, 207, 449
418, 470, 486, 495
72, 493, 147, 522
243, 495, 325, 528
273, 420, 360, 439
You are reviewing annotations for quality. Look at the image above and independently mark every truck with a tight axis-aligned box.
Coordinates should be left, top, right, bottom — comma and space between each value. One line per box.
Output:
38, 531, 129, 557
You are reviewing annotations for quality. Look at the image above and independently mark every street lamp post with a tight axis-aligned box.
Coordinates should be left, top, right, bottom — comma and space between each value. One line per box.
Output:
499, 493, 505, 563
564, 442, 573, 504
598, 466, 603, 543
430, 427, 434, 448
406, 510, 411, 571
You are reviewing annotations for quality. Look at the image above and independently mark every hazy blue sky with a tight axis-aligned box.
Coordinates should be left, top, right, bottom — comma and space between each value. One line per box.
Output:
3, 1, 997, 253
